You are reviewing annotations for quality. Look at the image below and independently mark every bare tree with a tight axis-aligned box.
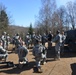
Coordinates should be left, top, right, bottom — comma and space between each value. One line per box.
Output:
51, 11, 60, 34
35, 0, 57, 34
66, 1, 76, 29
57, 6, 68, 31
35, 0, 76, 35
50, 5, 68, 34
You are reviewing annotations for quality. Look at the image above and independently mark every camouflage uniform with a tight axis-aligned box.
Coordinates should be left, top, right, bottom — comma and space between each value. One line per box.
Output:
52, 30, 62, 60
15, 34, 21, 48
48, 31, 53, 49
17, 45, 29, 63
25, 33, 31, 48
33, 43, 46, 69
42, 33, 47, 46
61, 32, 66, 54
6, 34, 10, 49
38, 34, 42, 42
32, 32, 36, 46
0, 41, 8, 62
1, 32, 7, 49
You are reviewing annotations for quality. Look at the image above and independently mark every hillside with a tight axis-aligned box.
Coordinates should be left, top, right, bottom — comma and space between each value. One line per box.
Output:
8, 25, 29, 36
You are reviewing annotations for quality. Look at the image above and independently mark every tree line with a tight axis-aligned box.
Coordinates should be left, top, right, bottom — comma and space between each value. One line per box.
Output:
35, 0, 76, 35
0, 3, 9, 35
0, 0, 76, 37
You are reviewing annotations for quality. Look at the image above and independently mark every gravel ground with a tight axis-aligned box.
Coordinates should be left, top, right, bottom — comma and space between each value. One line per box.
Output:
0, 44, 76, 75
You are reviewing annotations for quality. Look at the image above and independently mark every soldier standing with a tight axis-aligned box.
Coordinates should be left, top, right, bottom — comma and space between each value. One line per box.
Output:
42, 33, 47, 46
61, 31, 66, 55
48, 31, 53, 49
6, 34, 10, 49
15, 33, 21, 48
1, 32, 7, 49
32, 32, 36, 46
25, 33, 31, 48
52, 30, 62, 60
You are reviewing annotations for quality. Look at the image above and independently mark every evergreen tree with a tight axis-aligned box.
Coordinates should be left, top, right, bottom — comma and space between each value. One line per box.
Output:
28, 23, 33, 35
0, 4, 9, 34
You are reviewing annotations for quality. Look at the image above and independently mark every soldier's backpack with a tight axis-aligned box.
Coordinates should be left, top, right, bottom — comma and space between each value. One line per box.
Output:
33, 44, 46, 57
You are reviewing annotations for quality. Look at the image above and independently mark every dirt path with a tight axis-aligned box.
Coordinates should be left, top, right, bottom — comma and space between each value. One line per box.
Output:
0, 45, 76, 75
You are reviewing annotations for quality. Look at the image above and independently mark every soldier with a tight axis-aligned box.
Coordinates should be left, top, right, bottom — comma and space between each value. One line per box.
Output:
15, 33, 20, 40
6, 34, 11, 49
25, 33, 31, 49
12, 34, 16, 45
17, 41, 29, 68
61, 31, 66, 55
48, 31, 53, 49
42, 33, 47, 46
15, 33, 21, 48
38, 34, 42, 42
12, 34, 22, 52
12, 33, 19, 45
31, 32, 36, 46
1, 32, 7, 49
0, 40, 8, 62
16, 37, 22, 48
33, 38, 47, 73
52, 30, 62, 60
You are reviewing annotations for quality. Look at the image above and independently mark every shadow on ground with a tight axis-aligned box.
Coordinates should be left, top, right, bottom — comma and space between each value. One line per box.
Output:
61, 46, 76, 58
71, 63, 76, 75
47, 46, 76, 59
0, 61, 35, 74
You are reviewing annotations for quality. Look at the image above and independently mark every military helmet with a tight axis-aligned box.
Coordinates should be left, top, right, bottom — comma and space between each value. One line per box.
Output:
57, 30, 60, 34
4, 31, 6, 34
16, 33, 19, 36
27, 33, 29, 35
33, 32, 35, 34
35, 36, 41, 42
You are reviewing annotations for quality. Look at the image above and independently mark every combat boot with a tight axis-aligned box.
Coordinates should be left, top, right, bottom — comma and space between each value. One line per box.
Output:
38, 66, 43, 73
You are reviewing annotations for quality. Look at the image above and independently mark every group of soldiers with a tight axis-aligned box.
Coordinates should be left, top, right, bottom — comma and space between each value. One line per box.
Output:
0, 30, 66, 73
0, 32, 10, 62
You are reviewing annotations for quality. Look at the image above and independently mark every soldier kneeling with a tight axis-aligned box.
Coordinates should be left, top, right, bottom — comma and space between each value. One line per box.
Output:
33, 38, 47, 73
17, 41, 29, 69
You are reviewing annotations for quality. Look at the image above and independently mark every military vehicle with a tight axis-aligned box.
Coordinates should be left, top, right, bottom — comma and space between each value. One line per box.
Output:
65, 29, 76, 51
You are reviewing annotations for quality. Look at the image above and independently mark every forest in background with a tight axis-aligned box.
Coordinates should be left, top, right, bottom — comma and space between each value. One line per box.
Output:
0, 0, 76, 38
